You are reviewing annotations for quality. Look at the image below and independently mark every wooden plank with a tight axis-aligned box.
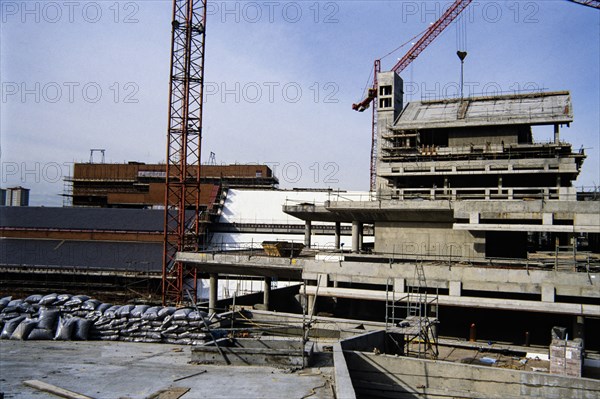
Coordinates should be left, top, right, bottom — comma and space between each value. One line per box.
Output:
23, 380, 94, 399
146, 387, 191, 399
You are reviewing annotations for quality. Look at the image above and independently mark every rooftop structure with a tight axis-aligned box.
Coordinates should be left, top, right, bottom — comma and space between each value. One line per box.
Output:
1, 186, 30, 207
375, 75, 585, 201
64, 162, 278, 208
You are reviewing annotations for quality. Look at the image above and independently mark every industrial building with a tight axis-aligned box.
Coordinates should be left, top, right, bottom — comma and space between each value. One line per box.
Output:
0, 186, 30, 207
64, 162, 278, 208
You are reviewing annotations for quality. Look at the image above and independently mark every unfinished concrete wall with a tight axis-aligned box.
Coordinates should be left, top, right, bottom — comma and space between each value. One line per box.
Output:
448, 126, 519, 147
345, 351, 600, 399
374, 222, 485, 258
376, 71, 404, 193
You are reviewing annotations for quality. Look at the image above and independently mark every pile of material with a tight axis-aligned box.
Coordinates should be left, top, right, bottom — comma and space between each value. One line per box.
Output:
0, 294, 212, 345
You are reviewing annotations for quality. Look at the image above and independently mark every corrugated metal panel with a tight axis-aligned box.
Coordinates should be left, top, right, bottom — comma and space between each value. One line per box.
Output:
0, 238, 162, 271
0, 207, 165, 232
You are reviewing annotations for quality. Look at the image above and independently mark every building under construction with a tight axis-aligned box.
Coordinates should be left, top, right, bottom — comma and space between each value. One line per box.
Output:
64, 162, 278, 208
179, 74, 600, 373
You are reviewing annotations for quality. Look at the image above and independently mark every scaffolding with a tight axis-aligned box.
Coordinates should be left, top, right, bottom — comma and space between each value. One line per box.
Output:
386, 261, 439, 359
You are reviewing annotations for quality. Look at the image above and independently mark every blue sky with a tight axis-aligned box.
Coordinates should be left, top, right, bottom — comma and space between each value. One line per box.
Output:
1, 0, 598, 206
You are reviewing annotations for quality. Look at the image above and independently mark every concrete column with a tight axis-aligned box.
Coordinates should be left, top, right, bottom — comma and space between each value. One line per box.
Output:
334, 222, 341, 249
554, 124, 560, 144
263, 277, 272, 310
469, 212, 479, 224
209, 273, 218, 314
304, 221, 312, 248
573, 316, 585, 343
542, 285, 555, 303
358, 222, 363, 252
449, 281, 462, 297
351, 221, 360, 253
394, 278, 406, 294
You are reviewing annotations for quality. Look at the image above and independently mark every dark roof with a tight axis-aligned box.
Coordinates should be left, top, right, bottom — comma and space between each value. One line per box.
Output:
0, 206, 165, 232
0, 238, 162, 272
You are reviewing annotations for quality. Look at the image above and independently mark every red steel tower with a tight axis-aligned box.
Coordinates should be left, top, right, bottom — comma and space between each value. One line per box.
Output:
162, 0, 208, 305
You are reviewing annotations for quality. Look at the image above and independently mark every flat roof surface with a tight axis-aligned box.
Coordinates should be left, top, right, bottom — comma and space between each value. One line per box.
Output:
0, 207, 165, 232
0, 238, 162, 271
0, 340, 335, 399
394, 91, 573, 130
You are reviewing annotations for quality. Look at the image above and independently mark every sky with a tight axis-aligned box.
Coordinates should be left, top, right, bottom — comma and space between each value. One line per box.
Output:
1, 0, 599, 206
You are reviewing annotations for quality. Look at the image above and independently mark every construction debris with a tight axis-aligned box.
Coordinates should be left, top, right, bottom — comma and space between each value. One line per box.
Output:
22, 380, 93, 399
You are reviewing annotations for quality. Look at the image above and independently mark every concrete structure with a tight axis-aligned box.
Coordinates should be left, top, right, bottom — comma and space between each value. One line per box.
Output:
179, 79, 599, 353
2, 186, 30, 206
0, 340, 334, 399
292, 82, 594, 260
194, 189, 374, 307
210, 188, 373, 251
335, 330, 600, 399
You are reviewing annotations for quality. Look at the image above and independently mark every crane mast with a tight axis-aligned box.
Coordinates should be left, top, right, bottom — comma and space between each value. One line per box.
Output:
162, 0, 207, 305
355, 0, 472, 191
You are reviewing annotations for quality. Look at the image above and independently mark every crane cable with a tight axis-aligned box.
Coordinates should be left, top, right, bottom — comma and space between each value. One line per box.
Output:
455, 11, 468, 52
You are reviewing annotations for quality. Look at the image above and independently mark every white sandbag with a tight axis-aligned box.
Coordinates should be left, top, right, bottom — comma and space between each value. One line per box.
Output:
37, 308, 60, 330
10, 319, 38, 340
0, 316, 26, 339
81, 299, 102, 311
28, 328, 54, 340
24, 294, 43, 304
54, 316, 77, 341
173, 308, 192, 320
73, 318, 93, 340
39, 294, 58, 306
116, 305, 135, 318
130, 305, 150, 318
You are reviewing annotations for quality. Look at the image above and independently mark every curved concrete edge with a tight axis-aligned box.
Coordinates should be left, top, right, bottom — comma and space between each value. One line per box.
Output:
333, 342, 357, 399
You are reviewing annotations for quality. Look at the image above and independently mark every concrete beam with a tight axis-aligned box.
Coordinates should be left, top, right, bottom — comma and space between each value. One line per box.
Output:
304, 286, 600, 316
453, 223, 600, 233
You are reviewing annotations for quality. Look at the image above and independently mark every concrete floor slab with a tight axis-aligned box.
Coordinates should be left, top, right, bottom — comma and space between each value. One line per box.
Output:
0, 341, 334, 399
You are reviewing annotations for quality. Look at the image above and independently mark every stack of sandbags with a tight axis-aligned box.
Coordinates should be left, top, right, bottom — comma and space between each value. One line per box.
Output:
89, 305, 209, 345
0, 294, 212, 345
0, 294, 93, 341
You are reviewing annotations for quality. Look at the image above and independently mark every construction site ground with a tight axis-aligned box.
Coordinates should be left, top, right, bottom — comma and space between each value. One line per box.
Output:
0, 340, 335, 399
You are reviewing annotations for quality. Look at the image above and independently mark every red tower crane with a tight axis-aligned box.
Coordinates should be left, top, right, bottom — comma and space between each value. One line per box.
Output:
162, 0, 208, 305
353, 0, 473, 191
567, 0, 600, 9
